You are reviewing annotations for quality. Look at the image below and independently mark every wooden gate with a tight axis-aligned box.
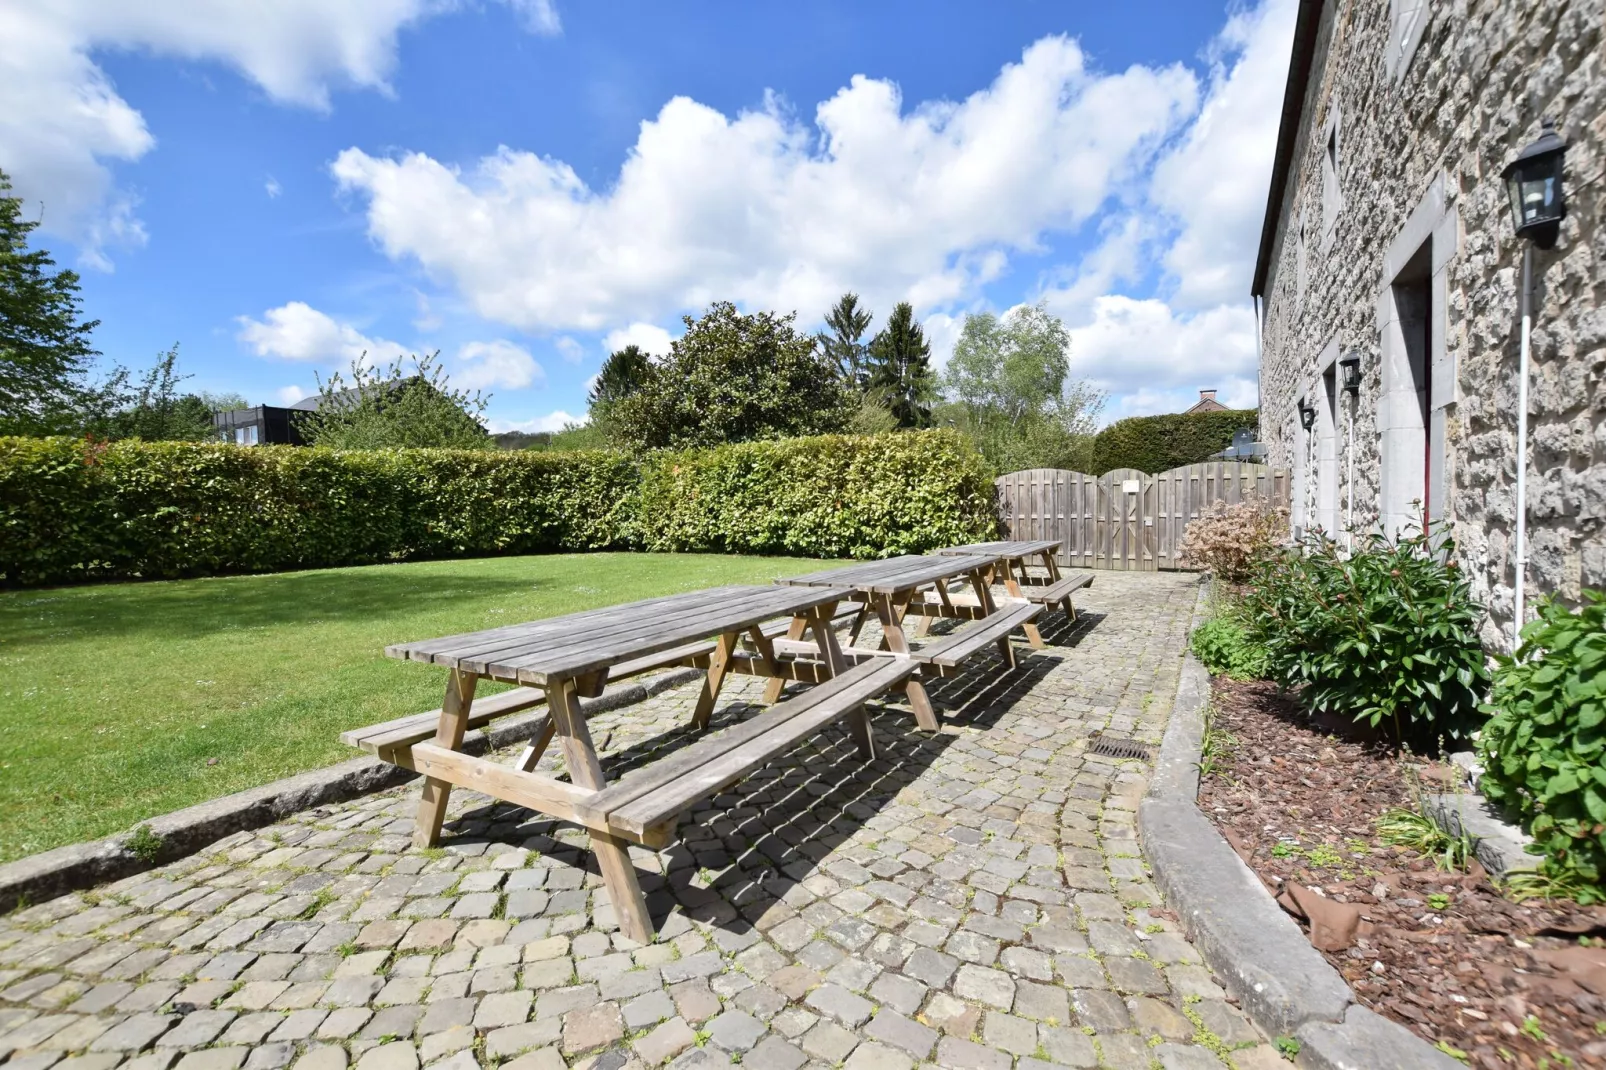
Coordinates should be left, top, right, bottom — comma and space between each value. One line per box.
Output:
996, 462, 1289, 571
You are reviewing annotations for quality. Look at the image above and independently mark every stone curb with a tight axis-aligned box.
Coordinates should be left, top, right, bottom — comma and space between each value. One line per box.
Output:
1422, 792, 1535, 877
1136, 584, 1459, 1069
0, 667, 702, 913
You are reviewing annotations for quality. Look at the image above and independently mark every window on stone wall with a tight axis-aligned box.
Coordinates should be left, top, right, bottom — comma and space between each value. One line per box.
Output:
1321, 110, 1342, 244
1295, 212, 1308, 308
1386, 0, 1429, 82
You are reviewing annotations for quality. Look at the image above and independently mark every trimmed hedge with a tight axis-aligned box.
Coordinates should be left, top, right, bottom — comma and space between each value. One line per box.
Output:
1091, 409, 1259, 475
0, 430, 997, 586
635, 430, 997, 559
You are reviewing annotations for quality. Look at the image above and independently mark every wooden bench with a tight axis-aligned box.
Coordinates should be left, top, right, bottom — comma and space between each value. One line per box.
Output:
1021, 571, 1094, 621
580, 656, 915, 838
913, 602, 1042, 675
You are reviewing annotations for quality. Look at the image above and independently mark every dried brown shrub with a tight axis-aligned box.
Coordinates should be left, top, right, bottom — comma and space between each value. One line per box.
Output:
1181, 496, 1288, 581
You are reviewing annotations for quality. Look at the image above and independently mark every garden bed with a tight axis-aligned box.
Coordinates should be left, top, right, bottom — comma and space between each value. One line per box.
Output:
1198, 676, 1606, 1068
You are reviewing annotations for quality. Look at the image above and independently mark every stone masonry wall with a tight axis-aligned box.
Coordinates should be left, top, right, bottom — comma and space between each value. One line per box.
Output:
1258, 0, 1606, 649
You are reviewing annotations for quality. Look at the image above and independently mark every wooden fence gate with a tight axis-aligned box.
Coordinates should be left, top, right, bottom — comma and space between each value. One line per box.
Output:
995, 462, 1290, 571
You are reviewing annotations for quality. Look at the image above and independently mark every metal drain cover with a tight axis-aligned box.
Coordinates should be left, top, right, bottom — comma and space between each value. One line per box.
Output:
1088, 735, 1151, 760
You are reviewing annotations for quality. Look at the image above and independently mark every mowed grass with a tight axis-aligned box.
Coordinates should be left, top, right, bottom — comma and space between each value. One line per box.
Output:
0, 552, 833, 863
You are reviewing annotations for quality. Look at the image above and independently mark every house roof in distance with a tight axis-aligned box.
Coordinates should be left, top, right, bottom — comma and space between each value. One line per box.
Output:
1183, 389, 1229, 414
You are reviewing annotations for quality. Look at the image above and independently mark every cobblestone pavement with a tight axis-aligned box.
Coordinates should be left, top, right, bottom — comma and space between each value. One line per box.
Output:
0, 571, 1288, 1070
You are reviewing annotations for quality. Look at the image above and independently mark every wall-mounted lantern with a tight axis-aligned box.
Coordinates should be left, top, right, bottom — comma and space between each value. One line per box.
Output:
1298, 398, 1316, 431
1502, 118, 1568, 250
1339, 354, 1362, 395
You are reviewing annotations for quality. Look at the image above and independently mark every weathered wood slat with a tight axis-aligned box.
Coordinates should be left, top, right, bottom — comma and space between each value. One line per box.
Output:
1023, 571, 1094, 604
340, 685, 547, 755
778, 555, 985, 595
913, 603, 1042, 669
598, 658, 916, 835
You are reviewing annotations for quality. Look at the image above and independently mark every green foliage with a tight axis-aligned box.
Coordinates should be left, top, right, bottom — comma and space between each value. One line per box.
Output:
91, 346, 223, 442
1090, 409, 1259, 474
590, 345, 654, 409
865, 302, 936, 428
126, 824, 164, 863
818, 292, 874, 391
1477, 591, 1606, 902
1376, 807, 1473, 871
0, 170, 102, 436
612, 301, 850, 449
1243, 524, 1489, 743
1191, 614, 1269, 680
299, 352, 490, 449
0, 429, 995, 585
940, 302, 1103, 473
633, 429, 997, 559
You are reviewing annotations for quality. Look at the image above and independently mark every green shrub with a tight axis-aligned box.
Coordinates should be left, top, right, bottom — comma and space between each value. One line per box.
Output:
0, 430, 996, 585
1090, 409, 1258, 474
1191, 614, 1270, 679
634, 429, 997, 559
1477, 591, 1606, 902
1243, 524, 1488, 743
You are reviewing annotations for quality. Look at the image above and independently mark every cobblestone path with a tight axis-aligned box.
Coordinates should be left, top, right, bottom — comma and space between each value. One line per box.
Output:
0, 572, 1287, 1070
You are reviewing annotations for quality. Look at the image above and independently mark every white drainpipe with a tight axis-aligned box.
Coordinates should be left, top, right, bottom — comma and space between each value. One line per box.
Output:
1513, 244, 1532, 647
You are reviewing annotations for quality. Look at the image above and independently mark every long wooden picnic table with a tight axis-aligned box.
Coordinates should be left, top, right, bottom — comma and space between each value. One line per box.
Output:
775, 554, 1029, 730
370, 583, 906, 942
937, 538, 1093, 626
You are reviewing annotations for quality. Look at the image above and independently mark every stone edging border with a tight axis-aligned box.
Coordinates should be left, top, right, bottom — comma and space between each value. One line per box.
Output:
0, 668, 703, 914
1137, 585, 1460, 1070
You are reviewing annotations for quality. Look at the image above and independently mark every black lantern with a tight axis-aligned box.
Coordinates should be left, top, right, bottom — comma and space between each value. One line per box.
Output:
1502, 119, 1568, 249
1339, 354, 1361, 395
1298, 398, 1316, 431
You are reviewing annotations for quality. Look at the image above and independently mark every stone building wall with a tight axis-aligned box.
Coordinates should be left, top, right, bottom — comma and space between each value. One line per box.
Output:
1258, 0, 1606, 649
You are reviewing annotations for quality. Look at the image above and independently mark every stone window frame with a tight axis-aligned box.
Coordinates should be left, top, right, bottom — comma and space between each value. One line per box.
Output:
1385, 0, 1429, 83
1319, 106, 1343, 252
1375, 172, 1458, 536
1293, 337, 1343, 538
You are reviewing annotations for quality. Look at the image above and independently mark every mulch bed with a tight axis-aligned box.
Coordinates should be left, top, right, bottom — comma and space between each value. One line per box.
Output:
1198, 677, 1606, 1068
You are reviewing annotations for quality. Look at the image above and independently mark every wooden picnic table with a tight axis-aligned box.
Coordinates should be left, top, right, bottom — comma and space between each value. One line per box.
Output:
936, 538, 1092, 628
365, 583, 918, 943
775, 555, 1025, 730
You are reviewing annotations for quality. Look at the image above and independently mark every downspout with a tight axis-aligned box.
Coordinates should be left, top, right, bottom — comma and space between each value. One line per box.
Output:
1513, 244, 1532, 648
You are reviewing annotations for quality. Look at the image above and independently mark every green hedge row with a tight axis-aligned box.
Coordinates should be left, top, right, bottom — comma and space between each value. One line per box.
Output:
1091, 409, 1259, 475
0, 430, 997, 586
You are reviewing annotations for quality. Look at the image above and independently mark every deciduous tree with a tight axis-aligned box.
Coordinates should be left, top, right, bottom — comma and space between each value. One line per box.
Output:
299, 351, 490, 449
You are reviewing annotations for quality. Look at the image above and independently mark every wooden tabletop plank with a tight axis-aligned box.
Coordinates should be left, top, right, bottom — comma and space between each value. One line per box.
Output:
935, 539, 1063, 558
393, 584, 853, 685
775, 555, 987, 594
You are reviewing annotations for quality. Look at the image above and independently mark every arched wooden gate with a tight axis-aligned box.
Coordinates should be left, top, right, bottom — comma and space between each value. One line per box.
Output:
995, 462, 1290, 571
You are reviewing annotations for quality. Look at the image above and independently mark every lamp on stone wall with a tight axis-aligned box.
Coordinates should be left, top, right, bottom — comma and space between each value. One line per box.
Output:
1502, 119, 1568, 250
1503, 118, 1568, 646
1298, 399, 1316, 431
1339, 354, 1361, 395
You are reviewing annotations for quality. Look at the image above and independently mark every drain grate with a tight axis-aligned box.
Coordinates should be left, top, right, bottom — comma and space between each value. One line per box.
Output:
1088, 734, 1151, 761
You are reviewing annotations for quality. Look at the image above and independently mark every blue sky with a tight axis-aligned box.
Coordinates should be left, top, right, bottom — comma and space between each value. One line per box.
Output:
1, 0, 1295, 431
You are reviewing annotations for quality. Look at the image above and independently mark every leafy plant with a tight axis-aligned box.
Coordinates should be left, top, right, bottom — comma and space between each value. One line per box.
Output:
1181, 497, 1288, 583
1191, 614, 1270, 679
1478, 591, 1606, 903
1376, 807, 1472, 871
299, 351, 489, 450
1243, 522, 1489, 744
126, 824, 164, 863
1274, 1036, 1300, 1060
1197, 721, 1238, 779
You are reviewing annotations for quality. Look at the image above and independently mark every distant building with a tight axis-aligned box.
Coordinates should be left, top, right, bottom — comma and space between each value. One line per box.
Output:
1181, 389, 1228, 415
212, 378, 428, 446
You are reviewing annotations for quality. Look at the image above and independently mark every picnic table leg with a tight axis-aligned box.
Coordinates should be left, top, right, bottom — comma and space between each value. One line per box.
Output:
807, 603, 873, 759
513, 717, 556, 773
414, 668, 477, 848
875, 592, 939, 732
1040, 548, 1063, 582
982, 563, 1043, 649
846, 604, 871, 646
691, 631, 740, 730
763, 617, 809, 703
546, 678, 653, 944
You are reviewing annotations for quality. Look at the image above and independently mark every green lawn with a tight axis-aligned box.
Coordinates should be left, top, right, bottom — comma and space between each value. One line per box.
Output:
0, 552, 832, 863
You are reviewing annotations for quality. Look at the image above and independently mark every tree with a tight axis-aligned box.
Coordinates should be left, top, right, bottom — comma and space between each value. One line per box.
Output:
0, 169, 101, 435
298, 351, 490, 449
611, 301, 850, 449
939, 301, 1105, 472
818, 293, 874, 391
93, 346, 223, 441
589, 345, 655, 409
865, 302, 935, 428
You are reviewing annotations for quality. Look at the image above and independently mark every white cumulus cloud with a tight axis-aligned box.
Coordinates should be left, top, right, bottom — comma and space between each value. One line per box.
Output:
455, 339, 545, 390
1068, 296, 1258, 417
331, 37, 1199, 333
487, 410, 582, 434
601, 322, 675, 357
237, 301, 408, 365
276, 384, 310, 405
0, 0, 553, 265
